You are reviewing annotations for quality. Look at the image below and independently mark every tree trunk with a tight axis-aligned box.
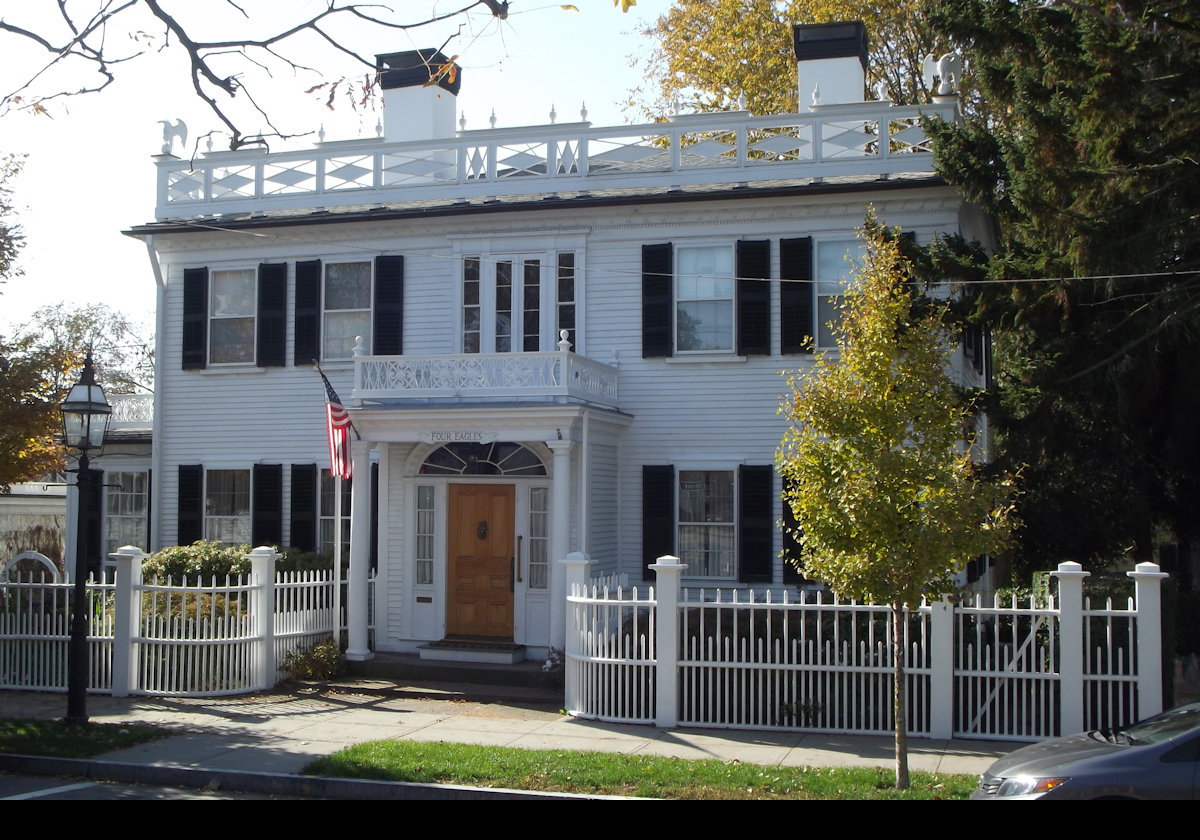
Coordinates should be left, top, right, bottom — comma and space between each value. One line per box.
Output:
892, 600, 910, 789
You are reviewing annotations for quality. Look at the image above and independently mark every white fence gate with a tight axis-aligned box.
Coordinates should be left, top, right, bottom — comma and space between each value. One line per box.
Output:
564, 555, 1167, 741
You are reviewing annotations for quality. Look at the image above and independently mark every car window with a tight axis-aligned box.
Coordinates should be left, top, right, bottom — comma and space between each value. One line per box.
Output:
1124, 702, 1200, 745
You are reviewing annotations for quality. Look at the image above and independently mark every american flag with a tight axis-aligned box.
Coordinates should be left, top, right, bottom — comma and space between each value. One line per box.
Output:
319, 367, 353, 480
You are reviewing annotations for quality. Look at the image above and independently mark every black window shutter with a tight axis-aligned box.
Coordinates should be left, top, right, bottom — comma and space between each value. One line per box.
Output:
85, 468, 104, 574
370, 461, 380, 572
182, 268, 208, 370
780, 237, 813, 354
781, 475, 806, 584
256, 262, 288, 367
642, 465, 675, 581
294, 259, 322, 366
252, 464, 283, 547
738, 465, 774, 583
642, 243, 673, 358
374, 255, 405, 355
145, 468, 153, 552
177, 465, 204, 545
289, 464, 317, 552
736, 240, 771, 356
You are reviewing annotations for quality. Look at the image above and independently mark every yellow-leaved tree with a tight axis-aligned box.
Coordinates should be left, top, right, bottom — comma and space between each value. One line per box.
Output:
634, 0, 936, 117
777, 213, 1014, 789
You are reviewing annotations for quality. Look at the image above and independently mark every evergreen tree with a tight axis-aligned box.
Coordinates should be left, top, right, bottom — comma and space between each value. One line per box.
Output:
922, 0, 1200, 574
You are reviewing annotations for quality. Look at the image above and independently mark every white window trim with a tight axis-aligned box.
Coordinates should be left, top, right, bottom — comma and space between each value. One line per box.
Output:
673, 241, 736, 356
322, 259, 374, 362
203, 468, 251, 546
449, 233, 588, 355
208, 265, 258, 366
676, 467, 738, 581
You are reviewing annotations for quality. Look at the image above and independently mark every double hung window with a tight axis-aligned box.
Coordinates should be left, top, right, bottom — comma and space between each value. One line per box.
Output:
815, 239, 867, 349
105, 471, 148, 556
675, 245, 734, 353
324, 262, 372, 360
209, 269, 256, 364
205, 469, 251, 545
677, 470, 736, 577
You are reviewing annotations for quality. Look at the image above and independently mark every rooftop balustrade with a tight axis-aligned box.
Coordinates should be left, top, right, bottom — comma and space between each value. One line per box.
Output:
154, 101, 957, 220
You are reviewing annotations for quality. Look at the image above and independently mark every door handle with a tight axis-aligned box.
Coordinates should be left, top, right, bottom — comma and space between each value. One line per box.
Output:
516, 535, 523, 583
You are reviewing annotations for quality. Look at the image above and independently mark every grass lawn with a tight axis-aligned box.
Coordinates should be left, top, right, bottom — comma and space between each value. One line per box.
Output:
0, 718, 168, 758
304, 739, 978, 800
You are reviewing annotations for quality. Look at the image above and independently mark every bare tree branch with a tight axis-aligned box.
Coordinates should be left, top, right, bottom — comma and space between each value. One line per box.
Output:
1, 0, 514, 149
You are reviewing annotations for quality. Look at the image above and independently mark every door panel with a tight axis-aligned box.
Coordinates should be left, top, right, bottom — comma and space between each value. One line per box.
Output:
447, 484, 515, 638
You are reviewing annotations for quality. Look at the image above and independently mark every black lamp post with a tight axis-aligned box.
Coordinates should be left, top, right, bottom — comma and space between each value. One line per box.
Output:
61, 353, 111, 724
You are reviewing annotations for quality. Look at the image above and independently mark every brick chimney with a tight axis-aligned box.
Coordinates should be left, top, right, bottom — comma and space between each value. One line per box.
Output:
793, 22, 868, 107
376, 49, 461, 142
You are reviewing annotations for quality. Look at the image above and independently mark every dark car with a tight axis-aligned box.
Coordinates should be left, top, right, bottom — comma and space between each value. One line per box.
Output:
972, 701, 1200, 799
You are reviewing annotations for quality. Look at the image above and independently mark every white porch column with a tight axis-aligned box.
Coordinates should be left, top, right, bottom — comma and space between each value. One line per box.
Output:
547, 439, 574, 650
346, 443, 374, 661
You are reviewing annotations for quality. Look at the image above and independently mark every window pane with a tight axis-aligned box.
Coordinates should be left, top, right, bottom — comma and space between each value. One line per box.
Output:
325, 263, 372, 309
523, 259, 541, 352
324, 311, 370, 359
415, 485, 435, 585
210, 318, 255, 363
463, 257, 480, 353
676, 300, 733, 351
529, 487, 548, 589
496, 260, 512, 353
211, 270, 255, 316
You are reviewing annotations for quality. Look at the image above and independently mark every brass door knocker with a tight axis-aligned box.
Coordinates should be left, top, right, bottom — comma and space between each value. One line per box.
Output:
477, 520, 488, 539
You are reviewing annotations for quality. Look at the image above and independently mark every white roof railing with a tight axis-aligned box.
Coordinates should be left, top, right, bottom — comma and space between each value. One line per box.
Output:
153, 101, 957, 220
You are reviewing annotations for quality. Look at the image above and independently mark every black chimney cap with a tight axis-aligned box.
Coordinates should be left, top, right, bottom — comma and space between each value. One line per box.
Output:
792, 21, 868, 69
376, 49, 462, 95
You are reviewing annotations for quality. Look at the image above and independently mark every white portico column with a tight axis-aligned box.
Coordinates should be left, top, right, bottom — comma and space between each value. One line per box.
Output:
345, 442, 374, 661
547, 439, 574, 649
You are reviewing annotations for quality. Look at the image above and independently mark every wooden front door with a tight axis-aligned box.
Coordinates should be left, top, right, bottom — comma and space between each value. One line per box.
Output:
447, 484, 515, 638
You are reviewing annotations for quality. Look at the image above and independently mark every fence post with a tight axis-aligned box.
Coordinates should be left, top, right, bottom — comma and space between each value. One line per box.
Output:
1128, 561, 1168, 718
562, 551, 590, 712
248, 546, 279, 691
1053, 561, 1090, 735
650, 555, 684, 728
928, 596, 954, 739
109, 546, 147, 697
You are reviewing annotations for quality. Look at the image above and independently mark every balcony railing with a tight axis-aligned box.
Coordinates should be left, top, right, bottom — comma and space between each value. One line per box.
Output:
108, 394, 154, 430
352, 349, 619, 409
154, 101, 957, 220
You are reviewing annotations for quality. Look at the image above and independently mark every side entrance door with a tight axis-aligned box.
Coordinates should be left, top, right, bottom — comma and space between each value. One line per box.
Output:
447, 484, 515, 638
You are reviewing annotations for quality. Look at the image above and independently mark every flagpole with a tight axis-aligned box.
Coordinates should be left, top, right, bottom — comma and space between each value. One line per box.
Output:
333, 472, 343, 646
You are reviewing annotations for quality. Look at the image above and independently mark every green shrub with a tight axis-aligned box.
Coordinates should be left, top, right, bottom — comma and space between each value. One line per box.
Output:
142, 540, 253, 582
282, 637, 346, 681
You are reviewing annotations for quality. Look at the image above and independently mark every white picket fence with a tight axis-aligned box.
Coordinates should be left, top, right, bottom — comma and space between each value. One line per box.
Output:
0, 547, 371, 697
563, 555, 1167, 741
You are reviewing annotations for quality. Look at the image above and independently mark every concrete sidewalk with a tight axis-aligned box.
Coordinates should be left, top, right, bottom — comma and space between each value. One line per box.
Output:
0, 679, 1017, 798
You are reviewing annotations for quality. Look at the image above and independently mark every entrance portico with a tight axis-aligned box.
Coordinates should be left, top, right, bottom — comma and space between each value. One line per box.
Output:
341, 401, 627, 662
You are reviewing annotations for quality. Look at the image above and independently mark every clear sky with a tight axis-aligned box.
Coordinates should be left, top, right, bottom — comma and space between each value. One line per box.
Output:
0, 1, 671, 334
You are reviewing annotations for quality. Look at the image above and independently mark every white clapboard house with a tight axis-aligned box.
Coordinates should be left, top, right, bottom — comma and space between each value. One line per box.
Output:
125, 22, 988, 664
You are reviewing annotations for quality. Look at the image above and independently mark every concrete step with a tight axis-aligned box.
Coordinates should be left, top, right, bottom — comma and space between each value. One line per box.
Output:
339, 651, 563, 706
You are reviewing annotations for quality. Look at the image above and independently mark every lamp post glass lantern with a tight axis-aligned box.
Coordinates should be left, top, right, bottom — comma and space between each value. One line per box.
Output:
61, 353, 111, 724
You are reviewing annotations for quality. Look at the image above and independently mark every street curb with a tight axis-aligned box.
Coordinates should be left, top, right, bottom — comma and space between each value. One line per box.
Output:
0, 754, 626, 800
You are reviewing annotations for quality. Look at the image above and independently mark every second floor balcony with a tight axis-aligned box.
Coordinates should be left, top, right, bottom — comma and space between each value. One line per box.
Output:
351, 338, 619, 411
